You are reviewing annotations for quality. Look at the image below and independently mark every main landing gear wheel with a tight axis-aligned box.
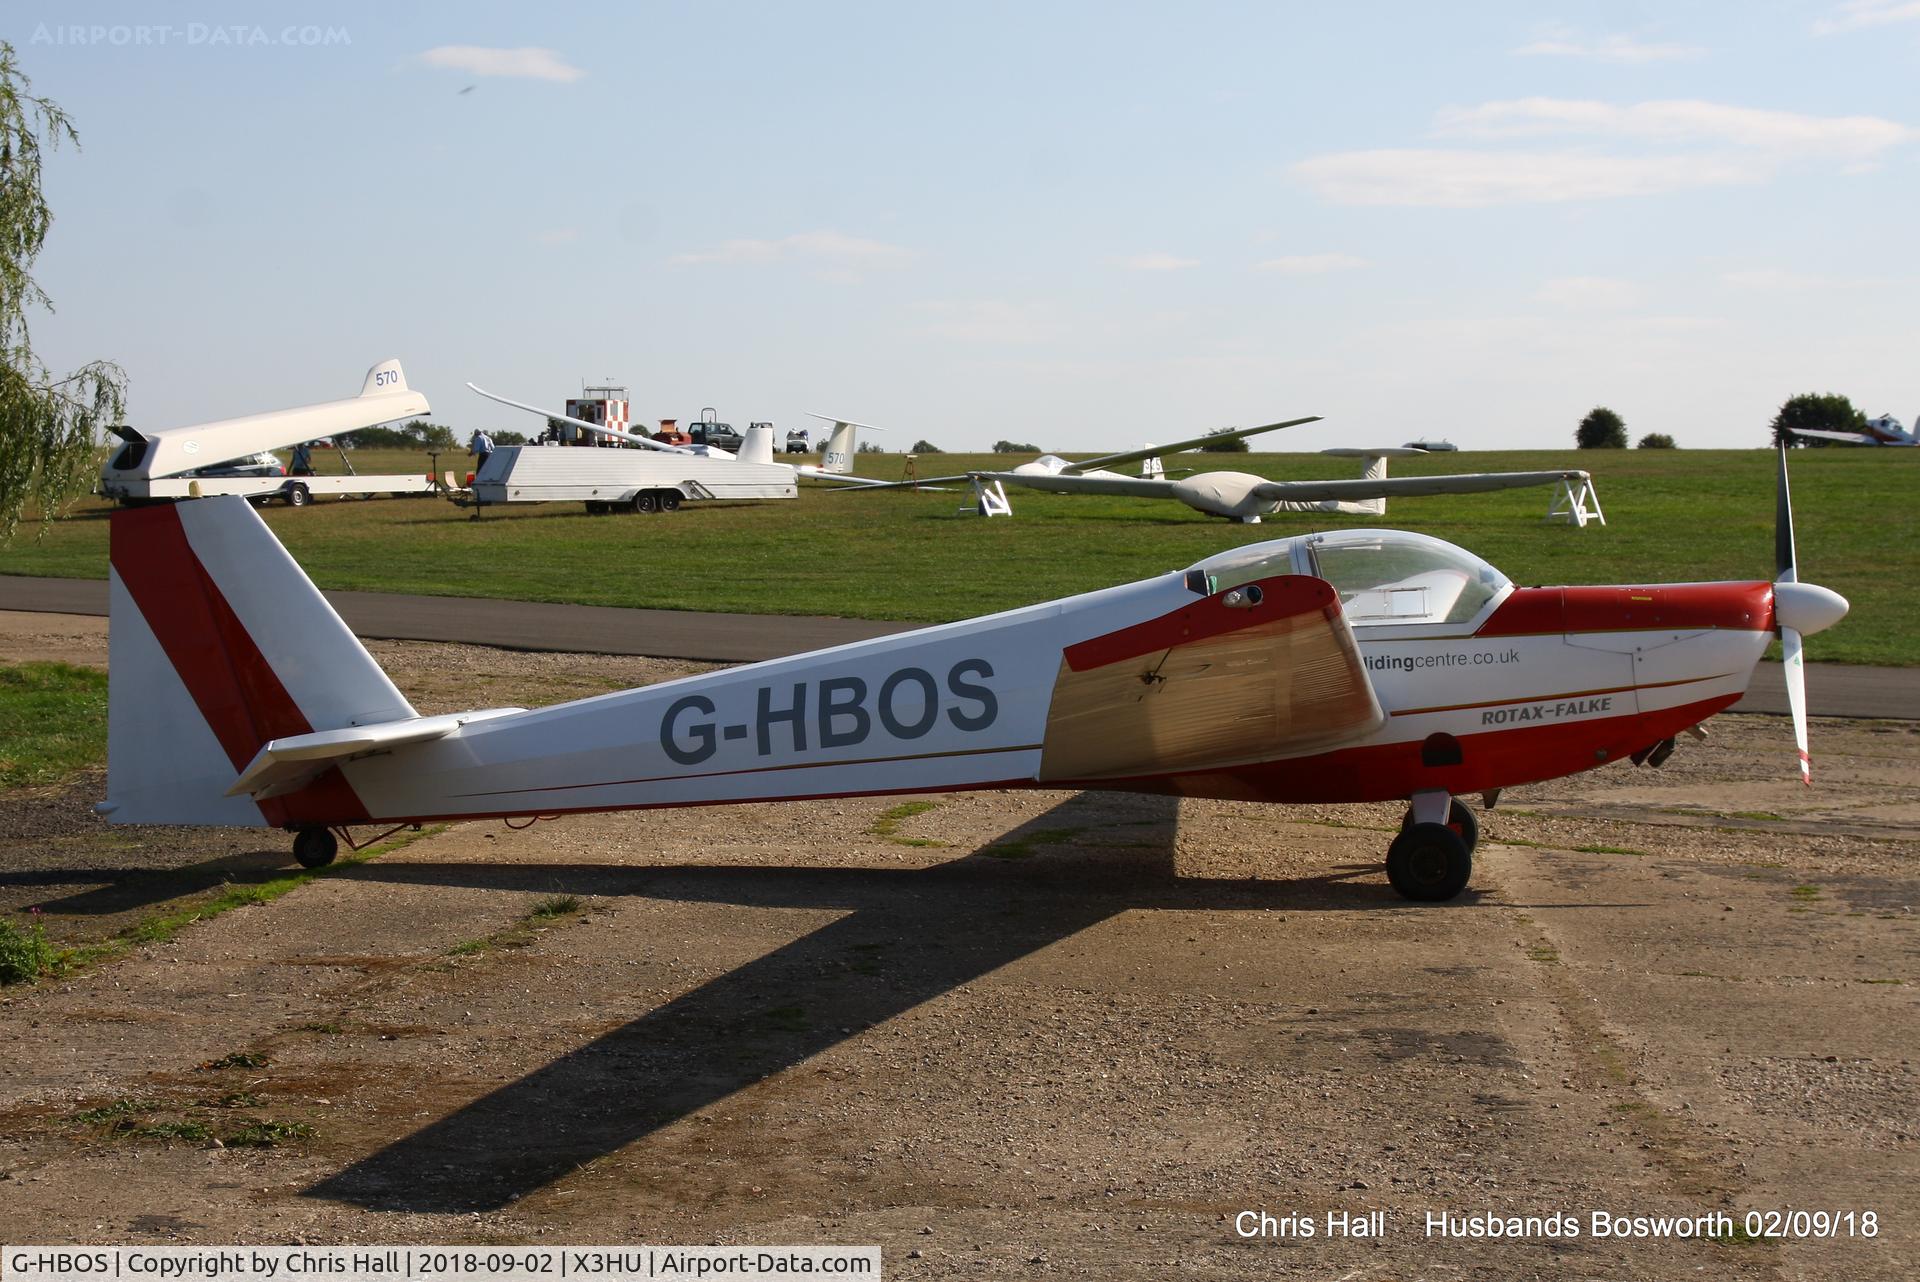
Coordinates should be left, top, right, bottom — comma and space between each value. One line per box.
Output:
1386, 823, 1472, 902
1402, 798, 1479, 853
292, 827, 338, 869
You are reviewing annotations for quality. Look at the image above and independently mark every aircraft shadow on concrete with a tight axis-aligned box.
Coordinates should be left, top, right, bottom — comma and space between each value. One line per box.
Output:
12, 848, 305, 915
304, 791, 1406, 1213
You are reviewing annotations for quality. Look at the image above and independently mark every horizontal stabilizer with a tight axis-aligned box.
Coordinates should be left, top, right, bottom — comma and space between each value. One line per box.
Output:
229, 707, 525, 800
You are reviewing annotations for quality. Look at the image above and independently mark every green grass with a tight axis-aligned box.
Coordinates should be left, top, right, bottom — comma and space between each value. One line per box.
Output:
0, 912, 57, 984
981, 826, 1085, 860
8, 447, 1915, 664
867, 800, 948, 847
0, 662, 108, 787
1574, 843, 1646, 856
447, 891, 587, 957
224, 1119, 313, 1147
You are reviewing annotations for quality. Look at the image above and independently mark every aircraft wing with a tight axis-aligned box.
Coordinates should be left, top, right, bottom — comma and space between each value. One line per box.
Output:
984, 471, 1180, 499
797, 466, 954, 491
1038, 573, 1383, 782
1065, 416, 1322, 474
467, 383, 703, 455
1788, 429, 1879, 446
1248, 468, 1588, 503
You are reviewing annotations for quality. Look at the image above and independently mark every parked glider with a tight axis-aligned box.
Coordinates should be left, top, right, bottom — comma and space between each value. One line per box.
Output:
467, 384, 901, 487
843, 428, 1593, 523
97, 452, 1843, 902
1791, 411, 1917, 447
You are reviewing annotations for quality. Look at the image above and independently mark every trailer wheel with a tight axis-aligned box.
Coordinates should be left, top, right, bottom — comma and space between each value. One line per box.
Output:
632, 492, 658, 514
659, 491, 682, 512
283, 483, 310, 508
584, 500, 607, 514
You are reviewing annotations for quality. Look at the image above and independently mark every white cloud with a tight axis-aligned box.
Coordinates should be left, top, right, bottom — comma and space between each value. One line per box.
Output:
1514, 33, 1701, 63
1721, 268, 1871, 290
1296, 97, 1917, 207
1435, 98, 1914, 158
670, 231, 916, 267
1118, 252, 1200, 272
912, 301, 1063, 344
1255, 252, 1370, 274
418, 45, 586, 83
1815, 0, 1920, 33
1536, 276, 1639, 308
1294, 149, 1760, 207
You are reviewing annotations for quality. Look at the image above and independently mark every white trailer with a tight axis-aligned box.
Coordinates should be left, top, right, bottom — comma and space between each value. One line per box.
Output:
99, 359, 442, 508
471, 437, 799, 512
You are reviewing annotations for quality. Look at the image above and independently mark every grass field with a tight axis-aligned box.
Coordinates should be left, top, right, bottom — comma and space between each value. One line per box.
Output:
1, 447, 1913, 665
0, 662, 108, 787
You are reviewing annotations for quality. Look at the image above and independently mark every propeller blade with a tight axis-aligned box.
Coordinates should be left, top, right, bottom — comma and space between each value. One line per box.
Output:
1775, 444, 1797, 584
1782, 625, 1811, 785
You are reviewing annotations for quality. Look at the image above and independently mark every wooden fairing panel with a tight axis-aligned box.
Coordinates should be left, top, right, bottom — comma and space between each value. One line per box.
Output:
1037, 575, 1383, 783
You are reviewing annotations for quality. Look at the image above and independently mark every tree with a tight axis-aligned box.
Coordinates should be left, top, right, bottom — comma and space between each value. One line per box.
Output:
1575, 406, 1627, 450
0, 43, 126, 545
1770, 392, 1865, 448
403, 418, 457, 450
909, 439, 943, 454
493, 429, 527, 446
857, 440, 886, 454
1199, 427, 1250, 453
992, 439, 1040, 454
1637, 433, 1677, 449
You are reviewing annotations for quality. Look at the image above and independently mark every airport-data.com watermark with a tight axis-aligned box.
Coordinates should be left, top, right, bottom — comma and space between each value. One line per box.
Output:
29, 22, 349, 48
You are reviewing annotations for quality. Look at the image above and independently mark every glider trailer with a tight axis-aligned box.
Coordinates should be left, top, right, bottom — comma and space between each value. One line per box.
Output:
98, 360, 442, 508
98, 451, 1844, 903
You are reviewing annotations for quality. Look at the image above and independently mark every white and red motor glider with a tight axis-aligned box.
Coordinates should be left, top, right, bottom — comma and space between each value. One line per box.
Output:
97, 453, 1846, 901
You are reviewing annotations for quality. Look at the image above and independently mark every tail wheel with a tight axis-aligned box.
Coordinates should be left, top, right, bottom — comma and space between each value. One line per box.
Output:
1386, 824, 1472, 902
283, 483, 310, 508
632, 492, 658, 514
1402, 798, 1478, 854
292, 827, 338, 869
659, 491, 682, 512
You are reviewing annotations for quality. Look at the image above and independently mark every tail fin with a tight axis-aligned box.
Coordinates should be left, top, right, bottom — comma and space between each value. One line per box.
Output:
1140, 449, 1163, 480
738, 423, 777, 465
360, 358, 408, 396
1318, 447, 1425, 516
810, 413, 882, 474
103, 498, 413, 828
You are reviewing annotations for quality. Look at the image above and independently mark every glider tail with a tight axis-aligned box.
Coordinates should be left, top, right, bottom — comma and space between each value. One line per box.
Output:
102, 497, 414, 828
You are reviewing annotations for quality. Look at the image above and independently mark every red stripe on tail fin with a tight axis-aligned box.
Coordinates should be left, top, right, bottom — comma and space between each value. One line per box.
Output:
110, 505, 369, 826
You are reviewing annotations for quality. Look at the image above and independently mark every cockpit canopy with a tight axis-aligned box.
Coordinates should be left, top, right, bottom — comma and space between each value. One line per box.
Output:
1186, 530, 1511, 627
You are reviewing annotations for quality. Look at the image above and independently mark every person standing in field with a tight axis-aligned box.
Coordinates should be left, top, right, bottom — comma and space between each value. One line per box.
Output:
469, 428, 495, 473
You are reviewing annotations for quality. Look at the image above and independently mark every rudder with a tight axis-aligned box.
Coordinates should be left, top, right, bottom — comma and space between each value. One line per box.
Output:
102, 497, 414, 827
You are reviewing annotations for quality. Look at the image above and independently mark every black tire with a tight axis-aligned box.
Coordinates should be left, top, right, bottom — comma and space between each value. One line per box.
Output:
283, 483, 310, 508
292, 827, 338, 869
658, 490, 681, 512
1402, 798, 1479, 853
584, 500, 607, 515
632, 491, 658, 514
1386, 823, 1472, 902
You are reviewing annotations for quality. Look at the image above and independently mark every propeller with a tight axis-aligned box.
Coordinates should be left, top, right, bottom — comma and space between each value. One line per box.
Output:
1771, 446, 1849, 785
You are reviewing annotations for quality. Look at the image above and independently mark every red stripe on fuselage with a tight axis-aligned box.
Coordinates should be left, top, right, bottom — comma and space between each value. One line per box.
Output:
1054, 692, 1742, 806
1063, 574, 1337, 672
110, 505, 369, 827
1477, 582, 1772, 638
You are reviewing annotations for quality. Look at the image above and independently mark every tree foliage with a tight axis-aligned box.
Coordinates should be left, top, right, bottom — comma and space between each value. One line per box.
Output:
1199, 427, 1250, 453
1575, 406, 1627, 450
1637, 433, 1677, 449
0, 43, 126, 545
909, 439, 943, 454
1770, 392, 1865, 448
992, 439, 1040, 454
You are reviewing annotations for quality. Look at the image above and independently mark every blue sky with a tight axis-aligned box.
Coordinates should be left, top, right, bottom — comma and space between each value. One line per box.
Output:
12, 2, 1919, 450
